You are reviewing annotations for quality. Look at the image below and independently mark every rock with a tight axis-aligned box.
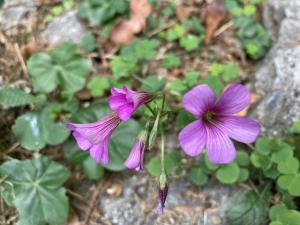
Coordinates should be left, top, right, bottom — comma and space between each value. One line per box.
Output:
0, 0, 37, 31
42, 11, 87, 45
99, 173, 243, 225
254, 0, 300, 136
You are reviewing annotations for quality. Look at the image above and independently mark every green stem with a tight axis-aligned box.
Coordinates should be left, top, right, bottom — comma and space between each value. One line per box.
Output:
145, 103, 155, 116
160, 126, 165, 174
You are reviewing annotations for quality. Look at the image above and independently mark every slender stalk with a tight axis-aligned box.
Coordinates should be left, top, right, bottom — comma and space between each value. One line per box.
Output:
160, 127, 165, 174
145, 103, 156, 116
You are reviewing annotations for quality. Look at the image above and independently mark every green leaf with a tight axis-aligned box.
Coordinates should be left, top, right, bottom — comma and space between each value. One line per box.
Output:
216, 162, 240, 184
179, 34, 202, 52
222, 64, 240, 82
184, 71, 199, 87
63, 0, 74, 10
170, 79, 187, 93
77, 0, 129, 26
82, 157, 105, 180
51, 5, 63, 16
290, 118, 300, 133
189, 167, 208, 186
227, 190, 269, 225
12, 108, 70, 151
271, 144, 294, 164
263, 166, 280, 179
81, 32, 97, 52
201, 76, 224, 96
243, 4, 256, 16
28, 42, 91, 94
87, 76, 111, 97
269, 204, 288, 221
175, 109, 195, 131
111, 56, 139, 79
141, 76, 166, 92
0, 157, 70, 225
277, 174, 295, 190
250, 152, 272, 171
236, 151, 250, 166
255, 137, 274, 156
204, 155, 220, 171
146, 151, 182, 177
277, 157, 299, 175
0, 88, 46, 107
163, 53, 181, 69
277, 210, 300, 225
288, 174, 300, 196
269, 222, 283, 225
237, 168, 249, 182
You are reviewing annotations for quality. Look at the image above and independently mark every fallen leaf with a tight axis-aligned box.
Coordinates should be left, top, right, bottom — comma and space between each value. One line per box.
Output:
176, 6, 198, 22
201, 1, 229, 45
106, 183, 123, 197
131, 0, 152, 18
21, 42, 42, 59
110, 21, 135, 45
110, 0, 152, 44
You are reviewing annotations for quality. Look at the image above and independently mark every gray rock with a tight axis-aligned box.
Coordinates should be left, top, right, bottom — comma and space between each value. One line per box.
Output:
254, 0, 300, 136
99, 173, 243, 225
42, 11, 87, 45
0, 0, 37, 30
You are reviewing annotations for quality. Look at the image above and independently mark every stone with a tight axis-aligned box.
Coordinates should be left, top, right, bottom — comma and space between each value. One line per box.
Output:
42, 11, 87, 45
0, 0, 37, 31
254, 0, 300, 136
99, 173, 243, 225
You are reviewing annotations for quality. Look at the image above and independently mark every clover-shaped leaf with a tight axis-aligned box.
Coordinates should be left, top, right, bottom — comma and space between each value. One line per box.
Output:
0, 157, 70, 225
12, 108, 70, 151
28, 42, 91, 94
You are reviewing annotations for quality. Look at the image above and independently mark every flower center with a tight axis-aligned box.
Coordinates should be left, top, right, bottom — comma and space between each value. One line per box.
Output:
203, 110, 215, 122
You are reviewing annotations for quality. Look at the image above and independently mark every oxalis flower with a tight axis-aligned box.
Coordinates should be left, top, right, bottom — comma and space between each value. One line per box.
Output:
178, 83, 260, 164
108, 87, 151, 121
66, 112, 121, 164
124, 130, 147, 171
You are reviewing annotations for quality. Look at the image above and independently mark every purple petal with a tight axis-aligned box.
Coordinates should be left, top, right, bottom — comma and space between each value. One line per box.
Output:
66, 113, 120, 144
178, 119, 206, 157
89, 138, 109, 164
124, 141, 145, 171
117, 104, 135, 121
111, 87, 126, 95
205, 125, 236, 164
183, 84, 216, 116
125, 87, 150, 108
216, 116, 261, 143
214, 83, 251, 115
108, 95, 128, 110
73, 132, 92, 150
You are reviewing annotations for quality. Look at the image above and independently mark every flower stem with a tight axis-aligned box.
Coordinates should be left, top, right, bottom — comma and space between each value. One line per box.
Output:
160, 125, 165, 174
145, 103, 156, 116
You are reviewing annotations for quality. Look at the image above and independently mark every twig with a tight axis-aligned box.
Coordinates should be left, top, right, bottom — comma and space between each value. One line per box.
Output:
147, 21, 176, 37
214, 21, 233, 37
14, 43, 29, 79
5, 143, 20, 154
66, 189, 84, 201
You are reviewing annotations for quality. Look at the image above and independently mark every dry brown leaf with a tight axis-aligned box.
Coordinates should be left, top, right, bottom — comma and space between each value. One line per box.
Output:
201, 1, 229, 45
131, 0, 152, 18
21, 42, 42, 59
110, 0, 152, 44
176, 6, 197, 22
110, 21, 135, 45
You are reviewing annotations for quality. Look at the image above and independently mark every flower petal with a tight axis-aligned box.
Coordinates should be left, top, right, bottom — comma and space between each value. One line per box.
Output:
111, 87, 126, 95
214, 83, 251, 114
108, 95, 128, 110
117, 104, 135, 121
183, 84, 216, 116
89, 139, 109, 164
178, 119, 206, 157
215, 116, 261, 143
124, 142, 144, 170
73, 132, 92, 150
206, 125, 236, 164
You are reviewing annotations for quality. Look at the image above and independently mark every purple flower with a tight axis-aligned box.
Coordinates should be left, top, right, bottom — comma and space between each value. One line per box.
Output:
108, 87, 151, 121
178, 83, 260, 164
66, 112, 121, 164
124, 130, 147, 171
